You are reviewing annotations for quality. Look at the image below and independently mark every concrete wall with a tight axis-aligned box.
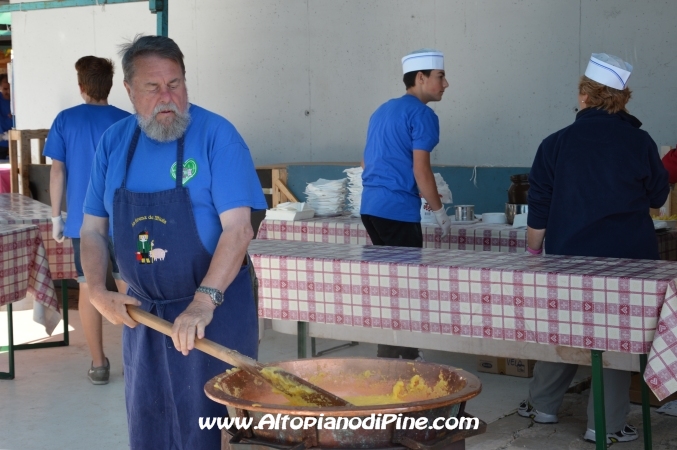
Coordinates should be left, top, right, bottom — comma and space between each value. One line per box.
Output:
10, 0, 677, 167
10, 1, 154, 121
284, 164, 532, 214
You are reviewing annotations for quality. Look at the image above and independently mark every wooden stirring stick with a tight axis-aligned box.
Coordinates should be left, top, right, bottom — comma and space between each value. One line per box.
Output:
126, 305, 351, 407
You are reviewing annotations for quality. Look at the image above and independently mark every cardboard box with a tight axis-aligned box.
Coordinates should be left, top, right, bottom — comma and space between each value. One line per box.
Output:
629, 373, 677, 407
477, 356, 535, 378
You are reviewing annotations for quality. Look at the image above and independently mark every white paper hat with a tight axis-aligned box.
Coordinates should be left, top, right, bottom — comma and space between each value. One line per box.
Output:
584, 53, 633, 90
401, 49, 444, 74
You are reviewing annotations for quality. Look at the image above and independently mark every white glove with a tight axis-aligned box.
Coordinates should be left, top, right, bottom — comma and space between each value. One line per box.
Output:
432, 206, 451, 238
1, 131, 8, 141
51, 215, 65, 243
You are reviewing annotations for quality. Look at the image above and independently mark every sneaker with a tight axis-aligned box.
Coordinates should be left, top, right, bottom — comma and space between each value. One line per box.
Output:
414, 351, 425, 362
583, 424, 638, 444
517, 400, 558, 424
88, 357, 110, 385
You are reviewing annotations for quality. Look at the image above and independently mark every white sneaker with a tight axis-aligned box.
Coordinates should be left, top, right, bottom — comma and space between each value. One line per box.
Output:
583, 424, 638, 444
414, 351, 425, 362
517, 400, 558, 424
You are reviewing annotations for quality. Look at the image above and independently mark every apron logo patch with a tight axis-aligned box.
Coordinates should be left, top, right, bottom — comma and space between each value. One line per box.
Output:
170, 158, 198, 185
135, 230, 169, 264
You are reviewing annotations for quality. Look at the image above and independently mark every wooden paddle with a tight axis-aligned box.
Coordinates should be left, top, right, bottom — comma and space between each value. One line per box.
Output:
127, 305, 351, 407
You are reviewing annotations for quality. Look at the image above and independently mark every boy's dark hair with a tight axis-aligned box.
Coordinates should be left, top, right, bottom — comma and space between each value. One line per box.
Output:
403, 70, 431, 89
75, 56, 115, 101
0, 74, 7, 84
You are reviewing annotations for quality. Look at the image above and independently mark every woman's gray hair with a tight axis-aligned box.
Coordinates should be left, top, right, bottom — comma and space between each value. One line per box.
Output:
118, 34, 185, 83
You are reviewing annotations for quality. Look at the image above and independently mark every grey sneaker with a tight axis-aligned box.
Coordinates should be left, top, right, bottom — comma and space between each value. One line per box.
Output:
88, 357, 110, 385
517, 400, 558, 424
584, 424, 638, 444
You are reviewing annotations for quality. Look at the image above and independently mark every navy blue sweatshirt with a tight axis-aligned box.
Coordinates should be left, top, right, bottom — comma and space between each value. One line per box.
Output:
528, 107, 669, 259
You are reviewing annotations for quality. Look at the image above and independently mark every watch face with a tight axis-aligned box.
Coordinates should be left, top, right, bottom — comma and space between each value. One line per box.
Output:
198, 286, 224, 306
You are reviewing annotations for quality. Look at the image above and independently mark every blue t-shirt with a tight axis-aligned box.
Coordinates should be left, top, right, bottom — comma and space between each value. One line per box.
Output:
83, 104, 267, 253
0, 96, 13, 148
360, 94, 440, 222
43, 104, 130, 237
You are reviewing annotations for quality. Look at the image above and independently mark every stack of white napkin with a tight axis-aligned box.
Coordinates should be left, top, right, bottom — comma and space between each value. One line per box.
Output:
305, 178, 347, 217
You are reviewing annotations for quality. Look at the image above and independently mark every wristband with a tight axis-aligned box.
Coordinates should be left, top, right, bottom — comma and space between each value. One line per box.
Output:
526, 246, 542, 255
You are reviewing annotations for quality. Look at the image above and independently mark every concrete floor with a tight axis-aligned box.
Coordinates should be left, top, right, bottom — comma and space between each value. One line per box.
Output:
1, 308, 676, 449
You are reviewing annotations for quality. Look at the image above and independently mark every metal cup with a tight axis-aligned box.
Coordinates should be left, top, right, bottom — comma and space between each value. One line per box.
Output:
505, 203, 528, 225
455, 205, 475, 221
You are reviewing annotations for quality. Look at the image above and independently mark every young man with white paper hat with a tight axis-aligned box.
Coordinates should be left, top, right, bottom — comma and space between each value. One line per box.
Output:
519, 52, 669, 445
360, 49, 451, 360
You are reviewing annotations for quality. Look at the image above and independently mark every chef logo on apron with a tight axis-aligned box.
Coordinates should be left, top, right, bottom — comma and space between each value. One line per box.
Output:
132, 215, 169, 264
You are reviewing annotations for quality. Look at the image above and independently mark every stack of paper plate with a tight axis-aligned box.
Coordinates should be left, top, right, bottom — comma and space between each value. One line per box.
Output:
344, 167, 363, 217
304, 178, 347, 216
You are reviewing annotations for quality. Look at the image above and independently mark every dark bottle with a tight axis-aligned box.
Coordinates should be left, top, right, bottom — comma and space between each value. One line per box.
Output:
508, 174, 530, 204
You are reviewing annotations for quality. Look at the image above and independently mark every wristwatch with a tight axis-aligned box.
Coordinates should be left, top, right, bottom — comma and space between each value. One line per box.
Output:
196, 285, 224, 307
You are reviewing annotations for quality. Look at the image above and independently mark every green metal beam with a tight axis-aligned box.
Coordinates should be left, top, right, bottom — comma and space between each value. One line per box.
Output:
0, 0, 168, 37
149, 0, 167, 37
0, 0, 146, 14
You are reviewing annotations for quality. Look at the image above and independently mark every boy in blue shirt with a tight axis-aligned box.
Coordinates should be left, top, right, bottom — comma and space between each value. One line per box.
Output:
361, 49, 451, 360
0, 74, 13, 159
44, 56, 130, 384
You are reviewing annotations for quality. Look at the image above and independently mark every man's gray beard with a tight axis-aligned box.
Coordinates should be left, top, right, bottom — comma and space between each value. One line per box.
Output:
137, 102, 191, 143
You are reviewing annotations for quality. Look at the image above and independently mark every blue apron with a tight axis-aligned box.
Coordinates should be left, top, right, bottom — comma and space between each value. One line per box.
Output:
114, 127, 258, 450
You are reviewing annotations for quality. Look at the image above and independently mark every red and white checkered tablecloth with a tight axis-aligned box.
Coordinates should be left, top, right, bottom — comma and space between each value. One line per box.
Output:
0, 224, 61, 334
258, 216, 527, 252
249, 239, 677, 400
0, 194, 77, 280
259, 216, 677, 259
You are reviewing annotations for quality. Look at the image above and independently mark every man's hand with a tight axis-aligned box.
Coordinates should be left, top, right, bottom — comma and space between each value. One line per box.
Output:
89, 289, 141, 328
172, 295, 215, 356
51, 216, 66, 243
433, 206, 451, 237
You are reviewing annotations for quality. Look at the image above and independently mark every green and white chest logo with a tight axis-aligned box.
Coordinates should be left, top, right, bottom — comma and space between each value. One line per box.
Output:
170, 158, 198, 185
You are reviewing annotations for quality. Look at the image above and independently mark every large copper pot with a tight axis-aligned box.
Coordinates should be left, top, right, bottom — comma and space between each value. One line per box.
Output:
205, 357, 482, 449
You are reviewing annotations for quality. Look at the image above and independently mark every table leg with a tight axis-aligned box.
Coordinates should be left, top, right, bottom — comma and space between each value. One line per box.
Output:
13, 280, 70, 350
640, 354, 652, 450
0, 302, 16, 379
0, 283, 71, 379
591, 350, 607, 450
297, 322, 309, 359
61, 282, 69, 346
312, 340, 360, 357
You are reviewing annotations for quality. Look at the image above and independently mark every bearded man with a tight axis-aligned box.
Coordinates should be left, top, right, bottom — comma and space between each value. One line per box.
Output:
80, 35, 267, 450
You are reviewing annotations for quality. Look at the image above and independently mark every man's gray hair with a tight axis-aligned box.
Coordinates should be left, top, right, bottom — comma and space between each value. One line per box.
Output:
118, 34, 185, 82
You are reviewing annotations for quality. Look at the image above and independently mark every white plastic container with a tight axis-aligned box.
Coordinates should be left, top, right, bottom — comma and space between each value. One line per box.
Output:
481, 212, 507, 224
